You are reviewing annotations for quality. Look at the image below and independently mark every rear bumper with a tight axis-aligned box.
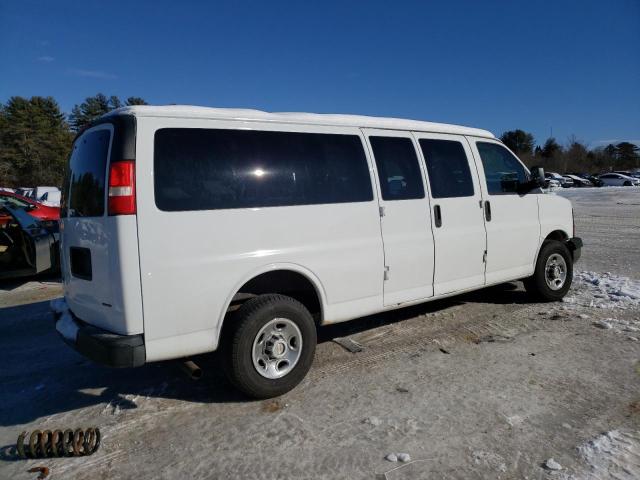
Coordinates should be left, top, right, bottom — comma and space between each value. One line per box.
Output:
53, 299, 145, 368
567, 237, 583, 263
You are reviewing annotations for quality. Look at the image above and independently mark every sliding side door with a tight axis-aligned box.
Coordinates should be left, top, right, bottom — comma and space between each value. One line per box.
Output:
362, 129, 435, 306
413, 132, 487, 295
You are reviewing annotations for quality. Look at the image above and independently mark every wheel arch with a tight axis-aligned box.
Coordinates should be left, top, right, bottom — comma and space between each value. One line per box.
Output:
542, 229, 569, 243
532, 228, 572, 269
215, 263, 327, 343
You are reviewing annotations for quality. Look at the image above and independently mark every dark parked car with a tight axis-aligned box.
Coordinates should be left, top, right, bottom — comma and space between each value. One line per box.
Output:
563, 174, 592, 187
0, 205, 60, 279
570, 173, 602, 187
560, 175, 575, 187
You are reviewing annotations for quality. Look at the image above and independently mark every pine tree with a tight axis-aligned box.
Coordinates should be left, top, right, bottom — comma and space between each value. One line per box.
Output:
0, 96, 73, 186
616, 142, 640, 169
126, 97, 148, 106
604, 144, 617, 158
500, 130, 535, 156
68, 93, 146, 132
541, 138, 561, 159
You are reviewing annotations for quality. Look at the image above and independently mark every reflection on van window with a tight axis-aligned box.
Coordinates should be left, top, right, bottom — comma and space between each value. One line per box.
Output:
67, 129, 110, 217
154, 129, 373, 211
370, 137, 424, 201
419, 139, 474, 198
476, 142, 529, 195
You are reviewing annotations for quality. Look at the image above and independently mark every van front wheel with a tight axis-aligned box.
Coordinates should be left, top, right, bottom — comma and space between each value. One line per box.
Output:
524, 240, 573, 302
222, 294, 316, 399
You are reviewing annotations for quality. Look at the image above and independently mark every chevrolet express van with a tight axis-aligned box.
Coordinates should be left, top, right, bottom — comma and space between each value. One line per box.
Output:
54, 106, 582, 398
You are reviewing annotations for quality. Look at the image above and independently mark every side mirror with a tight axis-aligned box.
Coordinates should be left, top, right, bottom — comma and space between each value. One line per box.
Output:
530, 166, 545, 187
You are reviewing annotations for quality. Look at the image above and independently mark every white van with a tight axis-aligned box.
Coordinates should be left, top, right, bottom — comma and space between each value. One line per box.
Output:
54, 106, 582, 398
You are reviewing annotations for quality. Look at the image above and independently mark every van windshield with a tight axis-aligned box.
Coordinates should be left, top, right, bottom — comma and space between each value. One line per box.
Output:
63, 128, 111, 217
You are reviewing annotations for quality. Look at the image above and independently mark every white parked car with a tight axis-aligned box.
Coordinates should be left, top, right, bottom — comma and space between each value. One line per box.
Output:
546, 172, 571, 188
614, 171, 640, 180
53, 106, 582, 398
598, 173, 640, 186
545, 179, 562, 190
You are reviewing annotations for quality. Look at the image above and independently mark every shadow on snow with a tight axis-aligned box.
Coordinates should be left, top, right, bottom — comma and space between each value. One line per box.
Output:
0, 281, 531, 439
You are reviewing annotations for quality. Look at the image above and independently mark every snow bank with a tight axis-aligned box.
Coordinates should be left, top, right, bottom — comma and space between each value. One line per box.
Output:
576, 430, 640, 479
563, 271, 640, 310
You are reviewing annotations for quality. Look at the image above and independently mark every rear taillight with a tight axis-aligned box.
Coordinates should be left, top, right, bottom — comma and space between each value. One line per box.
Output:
108, 160, 136, 215
572, 207, 575, 237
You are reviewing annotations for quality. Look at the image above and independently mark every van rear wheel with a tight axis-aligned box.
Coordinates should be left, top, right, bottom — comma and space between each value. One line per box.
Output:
524, 240, 573, 302
222, 294, 316, 399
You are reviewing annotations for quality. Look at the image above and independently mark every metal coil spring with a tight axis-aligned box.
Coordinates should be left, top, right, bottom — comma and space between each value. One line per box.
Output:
17, 428, 101, 458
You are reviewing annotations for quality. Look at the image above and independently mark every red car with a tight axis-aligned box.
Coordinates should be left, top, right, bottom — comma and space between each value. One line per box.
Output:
0, 191, 60, 226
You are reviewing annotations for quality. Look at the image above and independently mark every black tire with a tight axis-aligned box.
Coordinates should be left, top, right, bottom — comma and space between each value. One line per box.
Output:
524, 240, 573, 302
624, 181, 632, 186
222, 294, 316, 399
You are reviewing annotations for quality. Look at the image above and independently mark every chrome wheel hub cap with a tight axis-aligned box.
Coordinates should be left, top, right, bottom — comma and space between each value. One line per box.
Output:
252, 318, 302, 379
267, 338, 287, 358
545, 253, 567, 290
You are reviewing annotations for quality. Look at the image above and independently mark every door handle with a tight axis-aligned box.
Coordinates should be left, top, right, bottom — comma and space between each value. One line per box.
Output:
484, 200, 491, 221
434, 205, 442, 228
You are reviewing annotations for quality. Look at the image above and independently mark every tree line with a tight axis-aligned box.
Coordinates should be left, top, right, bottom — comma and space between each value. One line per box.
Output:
1, 95, 638, 187
0, 94, 147, 187
500, 129, 639, 174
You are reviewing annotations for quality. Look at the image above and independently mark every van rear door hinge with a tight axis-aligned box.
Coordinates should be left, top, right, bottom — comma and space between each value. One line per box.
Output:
384, 266, 390, 281
482, 250, 487, 263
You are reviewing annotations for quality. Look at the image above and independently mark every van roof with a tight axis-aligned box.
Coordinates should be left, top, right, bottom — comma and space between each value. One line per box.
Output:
105, 105, 495, 138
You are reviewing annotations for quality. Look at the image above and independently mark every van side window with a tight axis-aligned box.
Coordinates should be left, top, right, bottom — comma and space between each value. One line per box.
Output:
476, 142, 529, 195
154, 129, 373, 211
370, 137, 424, 200
419, 139, 474, 198
66, 129, 110, 217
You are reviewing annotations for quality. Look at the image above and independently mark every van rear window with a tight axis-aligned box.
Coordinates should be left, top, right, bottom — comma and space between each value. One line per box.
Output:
154, 128, 373, 211
65, 129, 110, 217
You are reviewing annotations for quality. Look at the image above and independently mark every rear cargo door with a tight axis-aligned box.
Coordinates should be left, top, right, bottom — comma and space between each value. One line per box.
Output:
61, 123, 143, 335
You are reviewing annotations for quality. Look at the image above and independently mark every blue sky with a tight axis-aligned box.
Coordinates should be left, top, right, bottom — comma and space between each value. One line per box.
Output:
1, 0, 639, 147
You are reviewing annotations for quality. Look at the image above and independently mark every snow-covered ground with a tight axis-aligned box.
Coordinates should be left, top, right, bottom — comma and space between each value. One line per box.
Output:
566, 271, 640, 310
0, 186, 638, 479
558, 270, 640, 341
574, 430, 640, 480
573, 271, 640, 309
557, 186, 640, 280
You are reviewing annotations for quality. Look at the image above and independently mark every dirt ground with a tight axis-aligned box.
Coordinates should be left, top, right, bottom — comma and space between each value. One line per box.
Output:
1, 187, 639, 479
